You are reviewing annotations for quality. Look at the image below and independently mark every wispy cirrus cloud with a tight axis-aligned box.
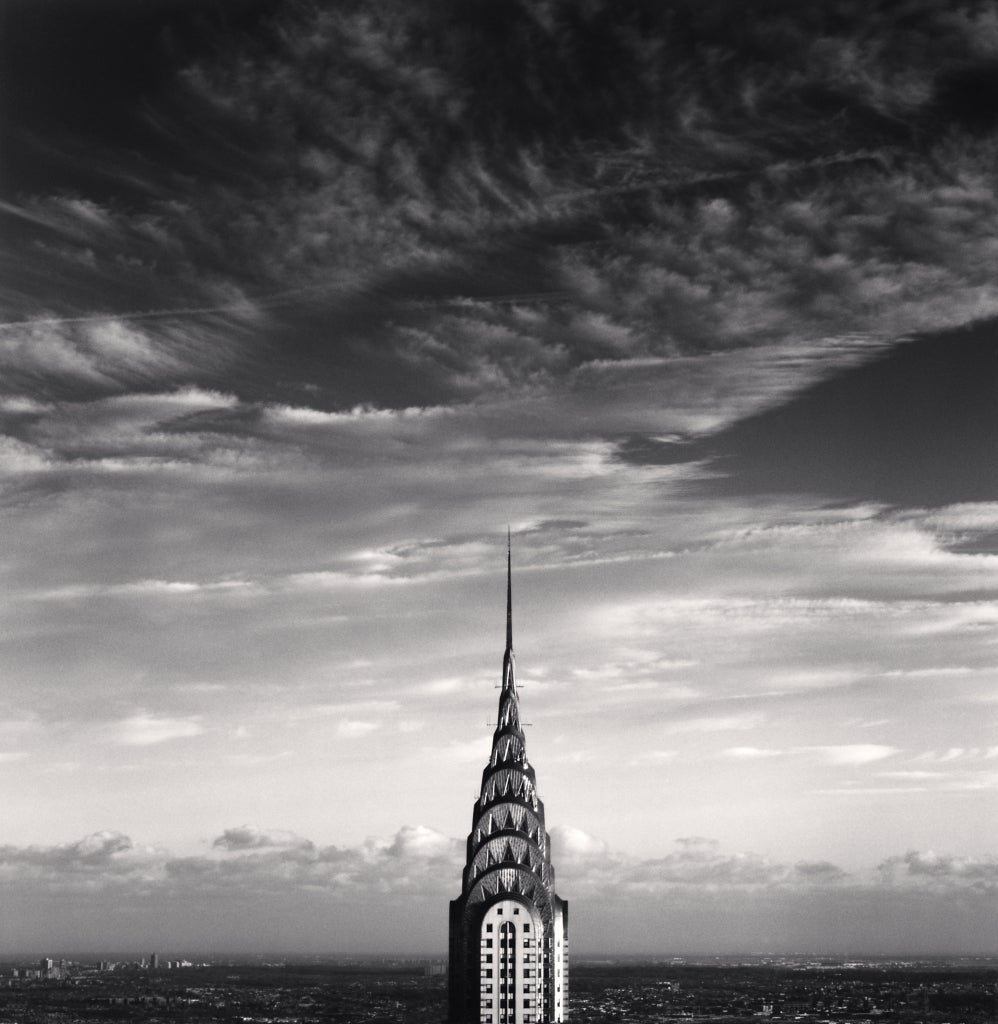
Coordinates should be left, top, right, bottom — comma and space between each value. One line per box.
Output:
723, 745, 899, 766
811, 745, 900, 766
335, 720, 381, 740
8, 0, 998, 420
112, 714, 203, 747
666, 714, 766, 735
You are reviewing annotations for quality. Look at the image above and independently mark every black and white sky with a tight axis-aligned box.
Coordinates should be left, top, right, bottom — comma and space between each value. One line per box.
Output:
2, 0, 998, 956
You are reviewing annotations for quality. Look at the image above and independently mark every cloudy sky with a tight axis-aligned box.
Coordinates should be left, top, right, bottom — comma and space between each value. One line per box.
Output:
2, 0, 998, 958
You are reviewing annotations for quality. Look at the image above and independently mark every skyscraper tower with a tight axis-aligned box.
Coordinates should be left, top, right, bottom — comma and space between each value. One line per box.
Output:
449, 536, 568, 1024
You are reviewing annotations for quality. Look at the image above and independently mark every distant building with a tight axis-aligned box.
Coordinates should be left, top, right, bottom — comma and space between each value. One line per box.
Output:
150, 953, 159, 969
37, 957, 61, 980
448, 537, 569, 1023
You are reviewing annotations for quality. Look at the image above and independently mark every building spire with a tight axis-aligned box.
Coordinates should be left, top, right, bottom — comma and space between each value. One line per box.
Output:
506, 527, 513, 653
448, 531, 569, 1024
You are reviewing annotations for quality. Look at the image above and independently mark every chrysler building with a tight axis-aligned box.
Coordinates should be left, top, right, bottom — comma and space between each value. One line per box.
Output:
449, 538, 568, 1023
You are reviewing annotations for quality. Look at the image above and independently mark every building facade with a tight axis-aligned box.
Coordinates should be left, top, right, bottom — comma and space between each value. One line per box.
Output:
449, 541, 568, 1024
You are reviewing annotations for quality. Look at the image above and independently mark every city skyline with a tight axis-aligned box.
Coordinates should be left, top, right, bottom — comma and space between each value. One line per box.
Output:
1, 0, 998, 956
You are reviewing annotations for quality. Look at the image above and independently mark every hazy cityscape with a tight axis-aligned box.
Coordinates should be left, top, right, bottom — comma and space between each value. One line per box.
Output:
2, 956, 996, 1024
